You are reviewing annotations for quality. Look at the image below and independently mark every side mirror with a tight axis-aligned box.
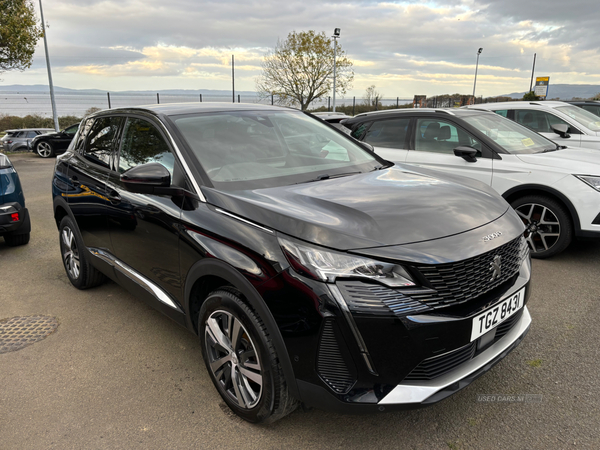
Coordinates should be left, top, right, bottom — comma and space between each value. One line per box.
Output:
121, 163, 171, 194
362, 142, 375, 152
454, 146, 478, 163
552, 124, 570, 138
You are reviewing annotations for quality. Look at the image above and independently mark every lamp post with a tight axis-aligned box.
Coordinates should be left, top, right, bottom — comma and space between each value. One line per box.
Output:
332, 28, 340, 112
472, 47, 483, 102
38, 0, 59, 131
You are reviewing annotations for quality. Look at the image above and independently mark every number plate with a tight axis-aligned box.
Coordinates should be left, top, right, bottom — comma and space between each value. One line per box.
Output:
471, 287, 525, 341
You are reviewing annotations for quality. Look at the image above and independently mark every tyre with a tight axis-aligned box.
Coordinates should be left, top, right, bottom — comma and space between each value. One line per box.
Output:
511, 195, 572, 259
199, 289, 297, 424
4, 232, 30, 246
36, 141, 54, 158
59, 216, 105, 289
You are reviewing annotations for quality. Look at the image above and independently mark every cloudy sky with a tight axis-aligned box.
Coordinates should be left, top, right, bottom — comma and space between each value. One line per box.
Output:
3, 0, 599, 98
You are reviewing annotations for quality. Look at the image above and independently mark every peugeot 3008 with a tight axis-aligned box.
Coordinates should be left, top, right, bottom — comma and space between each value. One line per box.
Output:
52, 104, 531, 423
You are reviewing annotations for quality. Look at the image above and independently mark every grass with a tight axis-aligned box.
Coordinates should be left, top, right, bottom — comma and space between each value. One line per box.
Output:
527, 358, 543, 368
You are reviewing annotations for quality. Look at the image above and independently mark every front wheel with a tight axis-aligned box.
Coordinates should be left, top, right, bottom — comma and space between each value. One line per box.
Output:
511, 195, 572, 259
198, 289, 297, 424
36, 141, 54, 158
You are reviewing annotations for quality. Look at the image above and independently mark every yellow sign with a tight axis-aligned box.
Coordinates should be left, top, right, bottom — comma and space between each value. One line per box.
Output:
534, 77, 550, 98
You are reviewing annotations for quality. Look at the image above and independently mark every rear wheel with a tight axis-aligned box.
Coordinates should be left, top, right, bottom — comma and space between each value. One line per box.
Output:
59, 216, 105, 289
511, 195, 572, 259
36, 141, 54, 158
199, 289, 297, 423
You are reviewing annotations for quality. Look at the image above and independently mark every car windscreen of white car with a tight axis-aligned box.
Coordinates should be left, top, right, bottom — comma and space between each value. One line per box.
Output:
555, 105, 600, 132
462, 113, 558, 154
173, 110, 382, 190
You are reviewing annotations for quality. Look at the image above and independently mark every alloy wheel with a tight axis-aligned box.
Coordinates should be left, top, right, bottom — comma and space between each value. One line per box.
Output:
204, 310, 263, 409
515, 203, 561, 253
37, 142, 52, 157
61, 226, 80, 280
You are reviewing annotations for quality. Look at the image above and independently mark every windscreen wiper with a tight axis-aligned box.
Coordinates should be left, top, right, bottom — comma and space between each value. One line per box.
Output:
297, 171, 363, 184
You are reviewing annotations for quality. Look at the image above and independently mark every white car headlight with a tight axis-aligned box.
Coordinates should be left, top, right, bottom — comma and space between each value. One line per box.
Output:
278, 236, 416, 287
575, 175, 600, 192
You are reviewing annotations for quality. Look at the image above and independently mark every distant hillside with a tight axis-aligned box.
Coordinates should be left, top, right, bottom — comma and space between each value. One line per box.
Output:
0, 84, 256, 96
502, 84, 600, 100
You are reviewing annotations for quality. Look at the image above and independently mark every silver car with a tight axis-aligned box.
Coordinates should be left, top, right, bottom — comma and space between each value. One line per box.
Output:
1, 128, 54, 152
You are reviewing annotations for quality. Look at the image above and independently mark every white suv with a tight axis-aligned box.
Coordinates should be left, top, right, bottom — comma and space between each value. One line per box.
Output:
343, 108, 600, 258
465, 101, 600, 149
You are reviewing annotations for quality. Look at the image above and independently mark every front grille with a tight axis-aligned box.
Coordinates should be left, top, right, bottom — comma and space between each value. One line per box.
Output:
405, 308, 524, 381
337, 281, 432, 317
410, 237, 527, 309
405, 342, 476, 381
317, 320, 356, 394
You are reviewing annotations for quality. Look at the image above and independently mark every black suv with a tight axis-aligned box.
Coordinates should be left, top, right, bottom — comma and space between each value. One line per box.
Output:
52, 104, 531, 423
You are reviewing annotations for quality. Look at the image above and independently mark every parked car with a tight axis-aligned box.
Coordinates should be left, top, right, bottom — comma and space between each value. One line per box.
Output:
1, 128, 53, 152
53, 104, 531, 423
312, 112, 353, 134
343, 108, 600, 258
567, 100, 600, 117
31, 123, 79, 158
464, 101, 600, 149
0, 153, 31, 246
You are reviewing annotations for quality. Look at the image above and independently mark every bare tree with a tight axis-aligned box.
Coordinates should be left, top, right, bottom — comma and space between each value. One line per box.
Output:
363, 85, 384, 108
256, 30, 353, 110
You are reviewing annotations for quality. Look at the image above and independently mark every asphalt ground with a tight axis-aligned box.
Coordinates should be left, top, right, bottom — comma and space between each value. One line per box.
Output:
1, 152, 599, 450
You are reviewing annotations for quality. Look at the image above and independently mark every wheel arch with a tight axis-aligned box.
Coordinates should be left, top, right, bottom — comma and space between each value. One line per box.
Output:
502, 184, 581, 234
53, 196, 72, 229
184, 258, 299, 398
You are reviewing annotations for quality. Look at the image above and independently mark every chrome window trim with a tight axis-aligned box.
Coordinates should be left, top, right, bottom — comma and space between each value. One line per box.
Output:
215, 208, 275, 234
89, 248, 182, 312
154, 120, 206, 202
379, 306, 531, 405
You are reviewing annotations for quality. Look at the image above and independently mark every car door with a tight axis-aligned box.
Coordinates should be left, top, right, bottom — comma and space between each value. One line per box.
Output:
405, 117, 493, 185
512, 109, 582, 147
105, 116, 186, 311
65, 116, 122, 251
359, 117, 411, 162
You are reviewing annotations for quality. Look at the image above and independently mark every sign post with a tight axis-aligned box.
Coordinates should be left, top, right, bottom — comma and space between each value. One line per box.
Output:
534, 77, 550, 99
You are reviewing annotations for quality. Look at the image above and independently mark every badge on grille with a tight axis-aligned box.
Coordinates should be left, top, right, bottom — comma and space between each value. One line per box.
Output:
490, 255, 502, 281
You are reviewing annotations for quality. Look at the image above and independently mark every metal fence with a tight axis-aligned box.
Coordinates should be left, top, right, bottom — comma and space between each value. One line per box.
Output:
0, 90, 419, 118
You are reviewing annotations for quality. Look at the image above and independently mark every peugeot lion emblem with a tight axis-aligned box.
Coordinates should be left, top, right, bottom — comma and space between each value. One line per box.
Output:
490, 255, 502, 281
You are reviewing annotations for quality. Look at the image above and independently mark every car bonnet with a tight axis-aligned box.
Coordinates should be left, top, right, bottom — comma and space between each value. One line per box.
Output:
202, 165, 510, 251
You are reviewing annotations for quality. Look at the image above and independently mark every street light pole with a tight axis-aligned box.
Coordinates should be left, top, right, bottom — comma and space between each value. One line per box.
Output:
472, 47, 483, 102
332, 28, 340, 112
38, 0, 59, 131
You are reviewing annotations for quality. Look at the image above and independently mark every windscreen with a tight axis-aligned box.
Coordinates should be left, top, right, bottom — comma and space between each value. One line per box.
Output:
172, 110, 381, 190
555, 105, 600, 132
462, 113, 557, 154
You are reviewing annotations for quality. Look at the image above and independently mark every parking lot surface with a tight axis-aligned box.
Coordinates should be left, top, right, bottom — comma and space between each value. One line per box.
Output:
1, 153, 599, 449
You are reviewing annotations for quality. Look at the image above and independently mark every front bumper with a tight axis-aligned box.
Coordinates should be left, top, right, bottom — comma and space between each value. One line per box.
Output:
288, 245, 532, 413
379, 306, 531, 405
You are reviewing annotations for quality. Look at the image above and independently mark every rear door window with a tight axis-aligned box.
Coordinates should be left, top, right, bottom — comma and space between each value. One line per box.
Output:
362, 118, 411, 149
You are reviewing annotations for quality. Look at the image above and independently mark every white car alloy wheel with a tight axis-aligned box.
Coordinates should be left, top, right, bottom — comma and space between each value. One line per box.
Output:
36, 141, 53, 158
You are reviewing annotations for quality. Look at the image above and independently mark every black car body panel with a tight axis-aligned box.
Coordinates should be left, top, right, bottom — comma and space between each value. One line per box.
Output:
202, 165, 509, 250
51, 104, 532, 418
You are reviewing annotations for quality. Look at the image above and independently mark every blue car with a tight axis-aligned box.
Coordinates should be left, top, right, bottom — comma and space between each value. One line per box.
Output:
0, 153, 30, 246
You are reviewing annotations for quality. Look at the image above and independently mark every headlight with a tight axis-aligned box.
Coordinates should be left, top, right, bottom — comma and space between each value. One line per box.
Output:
575, 175, 600, 192
278, 236, 416, 287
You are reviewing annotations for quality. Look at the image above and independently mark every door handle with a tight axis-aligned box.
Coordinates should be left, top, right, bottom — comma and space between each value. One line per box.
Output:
106, 190, 121, 204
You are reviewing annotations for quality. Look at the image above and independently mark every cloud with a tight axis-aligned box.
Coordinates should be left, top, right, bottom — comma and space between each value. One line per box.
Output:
1, 0, 597, 97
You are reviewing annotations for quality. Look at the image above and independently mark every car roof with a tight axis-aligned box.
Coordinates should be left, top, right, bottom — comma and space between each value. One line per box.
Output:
349, 108, 495, 120
3, 128, 54, 132
466, 100, 574, 110
90, 102, 295, 118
